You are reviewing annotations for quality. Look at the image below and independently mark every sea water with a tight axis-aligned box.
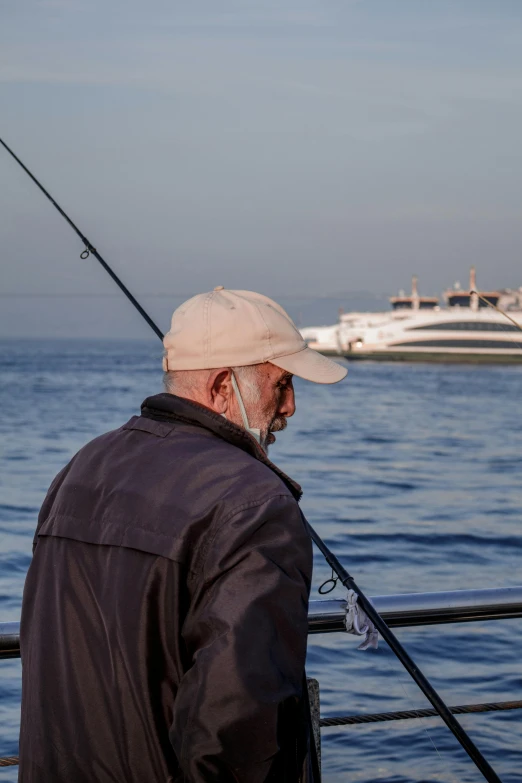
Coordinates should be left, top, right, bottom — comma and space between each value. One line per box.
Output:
0, 338, 520, 783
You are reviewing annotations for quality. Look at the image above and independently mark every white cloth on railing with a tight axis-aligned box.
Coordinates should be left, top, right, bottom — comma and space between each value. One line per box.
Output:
344, 589, 379, 650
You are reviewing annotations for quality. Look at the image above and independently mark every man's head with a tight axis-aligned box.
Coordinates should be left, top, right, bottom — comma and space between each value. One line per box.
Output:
162, 287, 347, 452
164, 363, 294, 451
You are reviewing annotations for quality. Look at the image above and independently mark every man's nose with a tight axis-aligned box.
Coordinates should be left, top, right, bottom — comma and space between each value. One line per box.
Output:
279, 387, 296, 418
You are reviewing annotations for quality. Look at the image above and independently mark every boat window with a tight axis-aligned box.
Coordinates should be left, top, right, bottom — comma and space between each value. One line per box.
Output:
407, 321, 521, 332
392, 339, 522, 350
446, 294, 472, 307
447, 294, 500, 308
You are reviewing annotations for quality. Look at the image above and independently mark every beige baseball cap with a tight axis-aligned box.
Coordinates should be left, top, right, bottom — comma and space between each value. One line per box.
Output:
162, 287, 347, 384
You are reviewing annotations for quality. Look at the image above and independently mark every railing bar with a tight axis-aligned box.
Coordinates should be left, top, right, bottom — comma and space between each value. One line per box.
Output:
0, 756, 18, 767
1, 700, 520, 767
1, 588, 522, 658
320, 699, 522, 727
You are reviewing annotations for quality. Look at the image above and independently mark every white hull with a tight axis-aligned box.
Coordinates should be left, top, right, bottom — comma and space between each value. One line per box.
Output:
301, 306, 522, 363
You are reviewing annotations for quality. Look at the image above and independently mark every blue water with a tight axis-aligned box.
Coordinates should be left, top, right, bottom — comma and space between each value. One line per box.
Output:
0, 338, 521, 782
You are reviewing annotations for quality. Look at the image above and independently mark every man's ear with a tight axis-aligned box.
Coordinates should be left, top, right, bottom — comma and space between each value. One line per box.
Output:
207, 368, 233, 414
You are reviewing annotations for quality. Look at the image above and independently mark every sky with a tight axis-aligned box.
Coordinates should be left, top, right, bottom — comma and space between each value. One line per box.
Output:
1, 0, 522, 337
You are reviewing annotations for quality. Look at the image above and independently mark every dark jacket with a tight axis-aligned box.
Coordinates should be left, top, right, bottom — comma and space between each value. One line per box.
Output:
19, 393, 318, 783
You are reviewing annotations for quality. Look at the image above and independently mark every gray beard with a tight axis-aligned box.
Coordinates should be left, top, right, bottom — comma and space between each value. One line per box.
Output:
260, 415, 287, 451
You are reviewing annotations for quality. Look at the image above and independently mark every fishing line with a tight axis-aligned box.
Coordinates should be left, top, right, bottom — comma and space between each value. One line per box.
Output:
470, 290, 522, 334
1, 137, 503, 783
393, 653, 458, 783
470, 289, 522, 374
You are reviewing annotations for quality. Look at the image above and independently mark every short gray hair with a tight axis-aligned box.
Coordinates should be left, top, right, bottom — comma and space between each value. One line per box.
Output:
163, 363, 261, 404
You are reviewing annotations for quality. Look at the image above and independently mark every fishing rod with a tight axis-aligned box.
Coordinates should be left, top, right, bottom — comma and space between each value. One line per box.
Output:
1, 137, 502, 783
307, 524, 501, 782
0, 137, 163, 341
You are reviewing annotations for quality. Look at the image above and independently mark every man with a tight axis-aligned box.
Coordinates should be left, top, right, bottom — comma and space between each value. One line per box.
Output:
19, 287, 347, 782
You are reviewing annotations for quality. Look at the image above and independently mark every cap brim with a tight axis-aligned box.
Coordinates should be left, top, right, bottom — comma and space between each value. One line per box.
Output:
271, 347, 347, 384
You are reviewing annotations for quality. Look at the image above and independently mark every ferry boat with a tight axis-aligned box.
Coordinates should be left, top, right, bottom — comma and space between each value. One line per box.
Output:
300, 268, 522, 363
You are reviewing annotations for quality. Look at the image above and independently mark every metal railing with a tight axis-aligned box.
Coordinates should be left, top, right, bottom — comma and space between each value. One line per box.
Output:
308, 585, 522, 633
1, 586, 521, 773
2, 586, 521, 659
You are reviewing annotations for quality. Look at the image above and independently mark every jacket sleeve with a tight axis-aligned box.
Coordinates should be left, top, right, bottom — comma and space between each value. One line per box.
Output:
170, 493, 313, 783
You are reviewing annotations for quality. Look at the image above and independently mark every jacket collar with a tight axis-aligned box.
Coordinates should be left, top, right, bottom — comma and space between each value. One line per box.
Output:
140, 393, 303, 501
